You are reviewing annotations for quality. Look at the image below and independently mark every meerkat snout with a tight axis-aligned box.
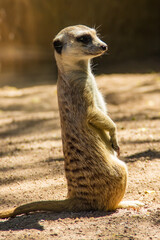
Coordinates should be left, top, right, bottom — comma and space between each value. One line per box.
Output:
100, 44, 108, 51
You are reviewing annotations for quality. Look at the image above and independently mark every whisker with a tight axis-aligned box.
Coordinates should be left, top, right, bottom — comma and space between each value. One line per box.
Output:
104, 52, 110, 56
92, 24, 102, 37
91, 62, 99, 71
95, 24, 102, 32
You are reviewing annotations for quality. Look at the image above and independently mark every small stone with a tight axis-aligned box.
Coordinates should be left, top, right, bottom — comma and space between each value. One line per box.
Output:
51, 233, 58, 236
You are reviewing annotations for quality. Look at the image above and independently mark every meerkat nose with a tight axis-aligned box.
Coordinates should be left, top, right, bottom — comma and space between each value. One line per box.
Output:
100, 44, 108, 51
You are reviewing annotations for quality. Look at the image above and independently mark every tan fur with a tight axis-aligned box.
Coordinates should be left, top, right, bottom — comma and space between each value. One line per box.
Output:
0, 25, 143, 219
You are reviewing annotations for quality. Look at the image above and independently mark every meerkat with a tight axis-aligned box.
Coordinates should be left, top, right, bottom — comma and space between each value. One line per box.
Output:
0, 25, 143, 219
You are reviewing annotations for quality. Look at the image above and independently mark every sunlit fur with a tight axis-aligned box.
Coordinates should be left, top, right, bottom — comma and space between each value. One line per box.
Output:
0, 25, 143, 219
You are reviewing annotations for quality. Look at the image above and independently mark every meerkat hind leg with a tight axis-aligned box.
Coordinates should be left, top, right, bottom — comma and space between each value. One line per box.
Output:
117, 200, 144, 210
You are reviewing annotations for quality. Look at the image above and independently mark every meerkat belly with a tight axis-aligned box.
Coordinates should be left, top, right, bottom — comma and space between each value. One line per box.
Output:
62, 121, 125, 202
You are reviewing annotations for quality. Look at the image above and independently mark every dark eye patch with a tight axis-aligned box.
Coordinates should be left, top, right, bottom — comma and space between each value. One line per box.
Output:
76, 34, 92, 44
53, 39, 63, 54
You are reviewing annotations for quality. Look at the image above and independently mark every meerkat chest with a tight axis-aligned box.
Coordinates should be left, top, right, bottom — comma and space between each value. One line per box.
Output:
88, 74, 107, 114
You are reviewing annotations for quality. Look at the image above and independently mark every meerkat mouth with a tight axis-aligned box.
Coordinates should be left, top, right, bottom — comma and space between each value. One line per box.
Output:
84, 47, 107, 56
84, 51, 106, 56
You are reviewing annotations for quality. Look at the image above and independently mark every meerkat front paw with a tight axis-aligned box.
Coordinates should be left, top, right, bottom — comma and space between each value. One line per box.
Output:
109, 124, 120, 156
111, 142, 120, 156
110, 135, 120, 156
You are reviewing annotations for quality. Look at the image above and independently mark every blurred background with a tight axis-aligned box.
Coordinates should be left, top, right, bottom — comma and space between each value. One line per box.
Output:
0, 2, 160, 229
0, 0, 160, 87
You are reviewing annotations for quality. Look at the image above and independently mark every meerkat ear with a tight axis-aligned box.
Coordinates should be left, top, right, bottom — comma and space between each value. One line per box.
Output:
53, 39, 63, 54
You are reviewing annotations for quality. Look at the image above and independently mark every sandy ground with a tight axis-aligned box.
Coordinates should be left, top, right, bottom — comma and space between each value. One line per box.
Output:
0, 73, 160, 239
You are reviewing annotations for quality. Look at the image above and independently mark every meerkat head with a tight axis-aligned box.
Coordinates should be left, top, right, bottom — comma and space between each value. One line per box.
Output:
53, 25, 108, 63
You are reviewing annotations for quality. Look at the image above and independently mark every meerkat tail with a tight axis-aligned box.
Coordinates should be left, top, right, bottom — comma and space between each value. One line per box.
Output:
0, 198, 88, 219
117, 200, 144, 210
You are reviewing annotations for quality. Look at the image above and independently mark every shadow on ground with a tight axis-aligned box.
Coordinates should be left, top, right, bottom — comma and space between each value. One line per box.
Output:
0, 210, 113, 231
124, 149, 160, 162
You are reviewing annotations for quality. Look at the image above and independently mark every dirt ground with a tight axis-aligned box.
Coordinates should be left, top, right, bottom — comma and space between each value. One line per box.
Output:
0, 72, 160, 240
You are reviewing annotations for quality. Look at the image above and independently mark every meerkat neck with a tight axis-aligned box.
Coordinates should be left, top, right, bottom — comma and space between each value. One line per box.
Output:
57, 58, 93, 82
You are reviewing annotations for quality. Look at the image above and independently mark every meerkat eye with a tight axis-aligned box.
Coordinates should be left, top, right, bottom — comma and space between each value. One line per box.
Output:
76, 34, 92, 44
